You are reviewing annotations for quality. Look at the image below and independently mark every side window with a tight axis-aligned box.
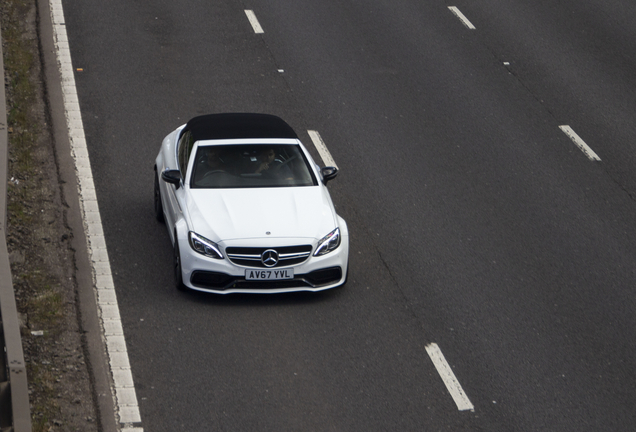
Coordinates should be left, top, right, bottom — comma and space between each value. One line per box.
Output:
177, 131, 195, 180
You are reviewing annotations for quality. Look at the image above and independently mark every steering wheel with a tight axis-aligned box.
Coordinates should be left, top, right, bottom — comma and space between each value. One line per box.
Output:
202, 169, 225, 179
271, 155, 297, 171
196, 170, 227, 186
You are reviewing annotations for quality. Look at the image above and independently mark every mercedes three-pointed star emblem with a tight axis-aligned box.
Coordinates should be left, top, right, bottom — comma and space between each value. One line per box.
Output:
261, 249, 279, 267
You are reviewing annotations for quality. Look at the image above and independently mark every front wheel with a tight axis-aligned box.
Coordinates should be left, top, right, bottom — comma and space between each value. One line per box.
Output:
154, 171, 165, 223
174, 239, 187, 291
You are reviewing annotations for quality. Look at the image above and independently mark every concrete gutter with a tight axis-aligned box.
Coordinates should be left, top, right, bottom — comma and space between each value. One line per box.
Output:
0, 18, 34, 432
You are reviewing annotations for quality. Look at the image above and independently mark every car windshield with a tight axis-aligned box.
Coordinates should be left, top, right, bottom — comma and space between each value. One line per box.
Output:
190, 144, 318, 189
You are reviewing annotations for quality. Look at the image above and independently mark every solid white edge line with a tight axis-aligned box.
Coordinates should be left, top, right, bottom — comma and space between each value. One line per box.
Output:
245, 10, 264, 34
308, 130, 338, 169
425, 343, 475, 411
559, 125, 601, 161
448, 6, 476, 30
49, 1, 144, 430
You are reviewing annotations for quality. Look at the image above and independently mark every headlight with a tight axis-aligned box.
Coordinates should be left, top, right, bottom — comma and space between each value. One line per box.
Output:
313, 227, 341, 256
188, 232, 223, 259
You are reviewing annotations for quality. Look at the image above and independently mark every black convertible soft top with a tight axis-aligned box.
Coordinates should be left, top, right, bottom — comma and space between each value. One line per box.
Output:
184, 113, 298, 141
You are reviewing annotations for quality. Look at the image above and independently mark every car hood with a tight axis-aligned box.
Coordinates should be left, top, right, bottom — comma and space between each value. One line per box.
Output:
186, 186, 338, 242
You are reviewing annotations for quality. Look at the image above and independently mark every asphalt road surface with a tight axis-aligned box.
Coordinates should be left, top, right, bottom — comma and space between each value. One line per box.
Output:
61, 0, 636, 430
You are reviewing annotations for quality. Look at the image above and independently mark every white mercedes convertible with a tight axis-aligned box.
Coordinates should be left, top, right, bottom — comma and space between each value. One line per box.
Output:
154, 113, 349, 293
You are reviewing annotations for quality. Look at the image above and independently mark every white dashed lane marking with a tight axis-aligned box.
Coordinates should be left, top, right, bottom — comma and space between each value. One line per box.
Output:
245, 10, 264, 34
308, 130, 338, 168
426, 343, 475, 411
559, 125, 601, 161
448, 6, 476, 30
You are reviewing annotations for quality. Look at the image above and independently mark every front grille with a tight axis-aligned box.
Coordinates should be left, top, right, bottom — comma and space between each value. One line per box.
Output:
226, 245, 312, 268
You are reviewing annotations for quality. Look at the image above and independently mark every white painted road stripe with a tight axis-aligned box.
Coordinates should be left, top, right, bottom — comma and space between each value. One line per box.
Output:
245, 10, 264, 34
308, 130, 338, 168
559, 125, 601, 161
425, 343, 475, 411
448, 6, 476, 30
49, 0, 143, 430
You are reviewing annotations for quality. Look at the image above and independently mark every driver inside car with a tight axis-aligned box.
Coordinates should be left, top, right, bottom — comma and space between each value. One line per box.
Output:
193, 146, 229, 184
254, 147, 293, 180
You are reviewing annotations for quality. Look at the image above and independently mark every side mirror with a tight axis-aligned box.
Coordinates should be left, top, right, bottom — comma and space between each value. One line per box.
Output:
161, 169, 182, 189
320, 166, 338, 185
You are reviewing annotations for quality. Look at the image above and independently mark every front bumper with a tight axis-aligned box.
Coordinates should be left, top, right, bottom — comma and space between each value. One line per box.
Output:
178, 236, 349, 294
191, 266, 342, 291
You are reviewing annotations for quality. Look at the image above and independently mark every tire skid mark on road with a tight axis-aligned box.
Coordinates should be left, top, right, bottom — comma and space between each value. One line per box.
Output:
444, 6, 603, 164
49, 0, 144, 430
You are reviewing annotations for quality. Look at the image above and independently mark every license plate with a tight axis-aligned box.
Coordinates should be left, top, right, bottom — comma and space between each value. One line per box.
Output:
245, 268, 294, 280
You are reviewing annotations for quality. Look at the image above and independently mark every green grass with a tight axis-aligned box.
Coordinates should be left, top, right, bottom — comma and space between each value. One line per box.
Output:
3, 0, 38, 174
2, 0, 68, 430
25, 273, 64, 329
27, 362, 59, 432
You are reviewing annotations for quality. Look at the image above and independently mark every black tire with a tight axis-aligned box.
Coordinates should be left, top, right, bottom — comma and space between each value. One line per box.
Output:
174, 239, 187, 291
154, 171, 165, 223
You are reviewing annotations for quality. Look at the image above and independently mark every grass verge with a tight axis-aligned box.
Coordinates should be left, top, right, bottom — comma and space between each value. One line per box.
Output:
2, 0, 92, 430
